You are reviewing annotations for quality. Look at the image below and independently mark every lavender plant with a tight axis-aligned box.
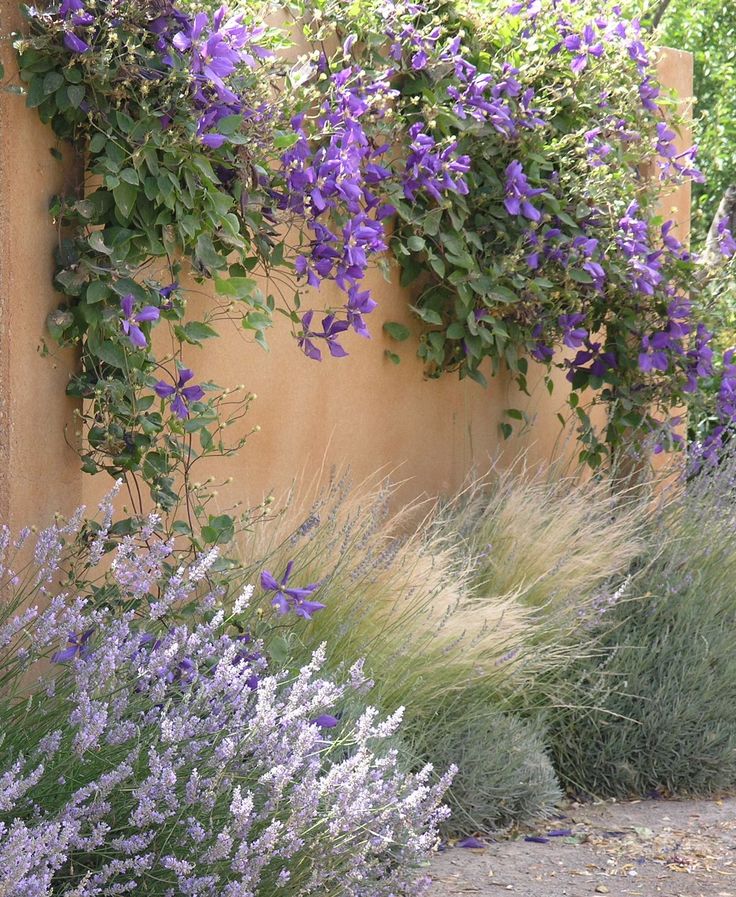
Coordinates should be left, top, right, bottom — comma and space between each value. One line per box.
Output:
547, 450, 736, 798
0, 499, 452, 896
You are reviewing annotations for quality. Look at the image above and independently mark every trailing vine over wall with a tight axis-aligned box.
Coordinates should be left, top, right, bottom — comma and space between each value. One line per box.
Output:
9, 0, 736, 515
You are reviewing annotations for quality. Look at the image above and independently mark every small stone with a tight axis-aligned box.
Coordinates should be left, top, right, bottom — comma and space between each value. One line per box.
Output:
595, 887, 610, 894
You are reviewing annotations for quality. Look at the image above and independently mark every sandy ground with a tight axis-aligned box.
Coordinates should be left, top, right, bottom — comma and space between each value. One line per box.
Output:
429, 797, 736, 897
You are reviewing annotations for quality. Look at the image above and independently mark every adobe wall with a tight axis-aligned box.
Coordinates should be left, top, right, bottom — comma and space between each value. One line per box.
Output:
0, 8, 693, 526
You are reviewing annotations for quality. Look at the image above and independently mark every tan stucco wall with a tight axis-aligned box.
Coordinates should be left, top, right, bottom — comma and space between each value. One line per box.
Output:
0, 10, 693, 524
0, 0, 82, 531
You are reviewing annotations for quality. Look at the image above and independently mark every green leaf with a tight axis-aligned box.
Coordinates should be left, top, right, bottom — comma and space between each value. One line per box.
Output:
242, 311, 272, 332
385, 350, 401, 365
490, 286, 519, 303
446, 322, 465, 340
43, 71, 64, 95
113, 182, 138, 219
273, 131, 300, 149
214, 276, 258, 300
25, 76, 46, 108
119, 167, 139, 186
383, 322, 411, 341
88, 231, 111, 255
93, 340, 128, 369
407, 235, 426, 252
67, 84, 85, 108
86, 281, 109, 304
174, 321, 218, 345
414, 306, 443, 325
89, 133, 107, 153
422, 208, 443, 236
202, 514, 235, 545
569, 268, 594, 284
195, 234, 226, 270
428, 255, 446, 277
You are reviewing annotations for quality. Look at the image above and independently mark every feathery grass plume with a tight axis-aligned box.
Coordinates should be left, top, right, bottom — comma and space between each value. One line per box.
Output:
232, 462, 648, 831
236, 463, 647, 711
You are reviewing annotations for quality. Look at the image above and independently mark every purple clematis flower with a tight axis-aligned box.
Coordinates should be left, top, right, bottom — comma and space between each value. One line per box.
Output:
298, 310, 350, 361
504, 160, 544, 221
346, 285, 377, 338
563, 24, 605, 74
260, 560, 325, 619
154, 368, 205, 419
717, 217, 736, 257
52, 628, 94, 663
120, 294, 160, 348
158, 282, 179, 309
638, 334, 670, 372
559, 313, 588, 350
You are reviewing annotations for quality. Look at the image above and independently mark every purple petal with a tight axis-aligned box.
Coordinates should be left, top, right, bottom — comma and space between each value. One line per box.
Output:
63, 32, 90, 54
201, 133, 227, 149
181, 385, 205, 403
177, 367, 195, 386
154, 381, 176, 399
171, 394, 189, 419
284, 583, 319, 600
120, 294, 135, 318
457, 837, 486, 849
313, 714, 339, 728
127, 324, 147, 348
135, 306, 160, 323
52, 645, 79, 663
521, 201, 541, 222
260, 570, 280, 591
294, 599, 326, 619
281, 560, 294, 585
300, 338, 322, 361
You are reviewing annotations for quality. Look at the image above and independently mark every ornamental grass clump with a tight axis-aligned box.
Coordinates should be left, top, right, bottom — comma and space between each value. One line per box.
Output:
547, 450, 736, 798
235, 465, 645, 831
0, 502, 452, 897
239, 467, 645, 710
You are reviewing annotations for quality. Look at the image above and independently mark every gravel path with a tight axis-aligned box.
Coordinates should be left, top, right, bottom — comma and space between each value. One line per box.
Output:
429, 797, 736, 897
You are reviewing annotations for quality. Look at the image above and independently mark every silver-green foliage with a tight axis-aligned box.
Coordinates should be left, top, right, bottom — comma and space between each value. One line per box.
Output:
548, 456, 736, 798
409, 703, 562, 835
